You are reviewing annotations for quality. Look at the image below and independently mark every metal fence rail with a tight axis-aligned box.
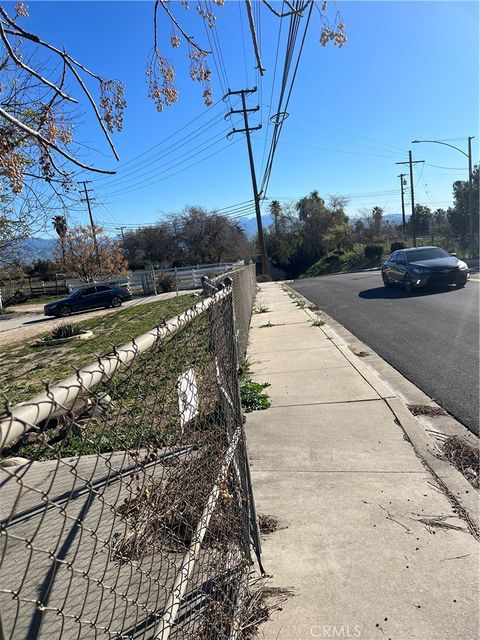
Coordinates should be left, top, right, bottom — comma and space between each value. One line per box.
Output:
0, 266, 258, 639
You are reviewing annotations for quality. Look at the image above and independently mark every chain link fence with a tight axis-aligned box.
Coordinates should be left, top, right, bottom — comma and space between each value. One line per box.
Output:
0, 265, 259, 639
212, 264, 256, 362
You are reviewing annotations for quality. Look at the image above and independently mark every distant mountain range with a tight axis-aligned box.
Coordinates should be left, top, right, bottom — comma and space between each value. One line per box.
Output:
238, 215, 273, 236
380, 213, 410, 224
10, 237, 56, 263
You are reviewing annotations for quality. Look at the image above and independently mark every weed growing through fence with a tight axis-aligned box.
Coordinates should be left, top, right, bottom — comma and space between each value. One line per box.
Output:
258, 514, 280, 535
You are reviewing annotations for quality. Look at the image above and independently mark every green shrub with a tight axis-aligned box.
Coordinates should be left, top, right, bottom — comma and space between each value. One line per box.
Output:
390, 241, 406, 253
364, 244, 384, 260
324, 254, 341, 266
156, 272, 176, 293
50, 323, 82, 340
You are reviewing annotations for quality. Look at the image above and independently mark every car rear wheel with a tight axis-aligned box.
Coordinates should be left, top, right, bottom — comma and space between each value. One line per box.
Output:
111, 296, 122, 308
404, 275, 413, 293
57, 305, 72, 317
382, 272, 391, 288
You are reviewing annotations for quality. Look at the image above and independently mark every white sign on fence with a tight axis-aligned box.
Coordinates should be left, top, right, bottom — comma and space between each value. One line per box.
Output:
177, 368, 199, 429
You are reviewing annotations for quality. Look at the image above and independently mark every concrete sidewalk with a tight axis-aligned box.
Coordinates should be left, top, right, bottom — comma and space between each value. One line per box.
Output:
246, 282, 479, 640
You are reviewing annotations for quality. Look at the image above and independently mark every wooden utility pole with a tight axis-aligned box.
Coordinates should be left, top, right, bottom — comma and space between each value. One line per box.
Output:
224, 87, 268, 277
396, 153, 424, 247
79, 181, 99, 260
397, 173, 407, 238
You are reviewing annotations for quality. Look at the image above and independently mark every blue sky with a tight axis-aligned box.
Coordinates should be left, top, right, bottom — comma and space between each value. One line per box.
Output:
12, 1, 479, 236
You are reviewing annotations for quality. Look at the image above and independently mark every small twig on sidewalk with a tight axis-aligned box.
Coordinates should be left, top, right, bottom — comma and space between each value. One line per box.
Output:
379, 504, 411, 533
412, 514, 469, 534
442, 554, 470, 561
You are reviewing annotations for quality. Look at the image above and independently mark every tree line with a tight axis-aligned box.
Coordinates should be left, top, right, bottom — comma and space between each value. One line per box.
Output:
29, 206, 251, 282
265, 167, 479, 277
2, 167, 477, 284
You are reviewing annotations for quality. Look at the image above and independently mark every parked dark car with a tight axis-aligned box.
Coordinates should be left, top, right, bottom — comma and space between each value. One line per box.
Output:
44, 284, 133, 317
381, 246, 469, 293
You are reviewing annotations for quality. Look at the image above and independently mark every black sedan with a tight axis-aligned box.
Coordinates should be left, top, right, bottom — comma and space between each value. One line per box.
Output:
44, 284, 133, 317
381, 246, 469, 293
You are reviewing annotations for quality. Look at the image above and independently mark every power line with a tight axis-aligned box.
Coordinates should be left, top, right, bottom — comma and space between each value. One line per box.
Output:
96, 127, 233, 195
284, 110, 409, 155
260, 1, 314, 198
98, 136, 242, 200
268, 138, 406, 159
95, 199, 257, 231
278, 125, 403, 157
91, 109, 236, 188
90, 99, 231, 180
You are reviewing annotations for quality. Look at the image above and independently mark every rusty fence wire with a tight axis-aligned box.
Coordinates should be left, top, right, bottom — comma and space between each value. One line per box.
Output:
0, 266, 259, 640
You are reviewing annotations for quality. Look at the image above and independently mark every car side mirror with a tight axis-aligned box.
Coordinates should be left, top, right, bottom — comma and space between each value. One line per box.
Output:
450, 252, 457, 257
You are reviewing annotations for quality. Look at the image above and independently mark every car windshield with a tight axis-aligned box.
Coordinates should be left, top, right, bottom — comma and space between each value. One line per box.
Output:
406, 248, 449, 263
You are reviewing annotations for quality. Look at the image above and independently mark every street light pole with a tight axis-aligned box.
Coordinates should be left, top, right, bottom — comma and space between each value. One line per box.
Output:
412, 137, 475, 257
468, 136, 474, 258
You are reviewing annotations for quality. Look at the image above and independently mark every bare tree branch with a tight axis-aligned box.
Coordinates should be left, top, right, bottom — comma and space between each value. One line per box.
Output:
157, 0, 211, 55
0, 20, 77, 103
0, 9, 105, 82
64, 59, 120, 161
0, 106, 115, 174
261, 0, 307, 18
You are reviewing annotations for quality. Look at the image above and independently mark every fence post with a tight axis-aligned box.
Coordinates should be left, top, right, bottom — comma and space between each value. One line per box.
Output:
174, 267, 178, 297
0, 289, 3, 312
151, 264, 157, 295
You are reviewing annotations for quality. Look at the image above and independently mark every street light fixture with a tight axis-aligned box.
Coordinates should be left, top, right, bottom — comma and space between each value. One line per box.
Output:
411, 137, 475, 257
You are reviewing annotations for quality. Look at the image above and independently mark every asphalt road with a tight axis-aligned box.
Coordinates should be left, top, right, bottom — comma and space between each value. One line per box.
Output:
292, 272, 480, 435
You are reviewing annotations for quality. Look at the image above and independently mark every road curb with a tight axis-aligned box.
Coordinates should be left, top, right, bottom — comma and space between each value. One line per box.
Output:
385, 397, 479, 539
281, 282, 479, 536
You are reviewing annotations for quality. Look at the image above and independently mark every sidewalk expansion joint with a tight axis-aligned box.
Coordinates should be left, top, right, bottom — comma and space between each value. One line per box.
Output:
266, 397, 396, 409
252, 365, 353, 374
249, 345, 340, 354
250, 469, 428, 474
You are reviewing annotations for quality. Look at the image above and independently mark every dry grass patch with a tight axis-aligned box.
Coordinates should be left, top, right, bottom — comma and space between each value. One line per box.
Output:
408, 404, 447, 417
442, 436, 479, 489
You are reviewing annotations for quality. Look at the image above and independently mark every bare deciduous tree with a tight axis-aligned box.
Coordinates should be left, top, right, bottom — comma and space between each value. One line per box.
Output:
55, 225, 129, 282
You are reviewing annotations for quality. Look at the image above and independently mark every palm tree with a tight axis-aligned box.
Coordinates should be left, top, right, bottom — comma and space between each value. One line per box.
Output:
269, 200, 282, 233
52, 215, 68, 268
